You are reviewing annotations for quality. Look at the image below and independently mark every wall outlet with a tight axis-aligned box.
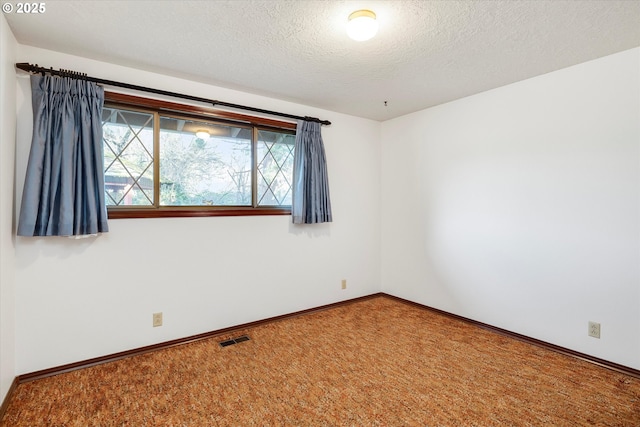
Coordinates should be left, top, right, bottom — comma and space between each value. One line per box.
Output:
588, 321, 600, 339
153, 312, 163, 327
341, 279, 347, 290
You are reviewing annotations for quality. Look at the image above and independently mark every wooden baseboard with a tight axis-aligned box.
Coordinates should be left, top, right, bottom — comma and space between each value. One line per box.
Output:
0, 377, 19, 421
18, 293, 383, 383
381, 293, 640, 379
15, 291, 639, 386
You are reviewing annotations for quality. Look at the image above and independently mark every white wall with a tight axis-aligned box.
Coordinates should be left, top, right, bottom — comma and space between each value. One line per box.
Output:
11, 43, 639, 376
14, 46, 381, 374
381, 48, 640, 369
0, 14, 17, 401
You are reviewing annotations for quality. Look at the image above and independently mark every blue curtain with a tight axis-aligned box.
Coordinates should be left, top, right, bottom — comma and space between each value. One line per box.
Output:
292, 120, 332, 224
17, 74, 109, 237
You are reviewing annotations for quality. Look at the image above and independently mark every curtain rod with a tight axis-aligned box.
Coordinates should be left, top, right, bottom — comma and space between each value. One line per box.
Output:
15, 62, 331, 126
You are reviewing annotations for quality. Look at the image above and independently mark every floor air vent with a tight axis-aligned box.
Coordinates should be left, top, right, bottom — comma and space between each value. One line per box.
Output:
219, 335, 251, 348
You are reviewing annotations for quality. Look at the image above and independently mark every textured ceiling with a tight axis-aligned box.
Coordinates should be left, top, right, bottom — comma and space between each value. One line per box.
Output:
5, 0, 640, 121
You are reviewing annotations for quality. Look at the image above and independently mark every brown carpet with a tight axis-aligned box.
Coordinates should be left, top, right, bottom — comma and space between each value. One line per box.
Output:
2, 295, 639, 426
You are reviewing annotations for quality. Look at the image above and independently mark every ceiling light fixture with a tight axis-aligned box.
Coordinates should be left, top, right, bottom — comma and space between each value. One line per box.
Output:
347, 9, 378, 41
195, 130, 210, 139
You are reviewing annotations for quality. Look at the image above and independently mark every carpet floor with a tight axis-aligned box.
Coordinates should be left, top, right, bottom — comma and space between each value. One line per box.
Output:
1, 295, 639, 426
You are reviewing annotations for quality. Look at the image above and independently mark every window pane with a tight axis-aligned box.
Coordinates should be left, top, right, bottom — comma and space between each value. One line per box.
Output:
257, 130, 295, 206
102, 108, 154, 206
159, 117, 252, 206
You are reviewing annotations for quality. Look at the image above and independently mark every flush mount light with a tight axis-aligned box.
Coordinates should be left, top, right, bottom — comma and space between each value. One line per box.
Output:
195, 130, 210, 139
347, 9, 378, 41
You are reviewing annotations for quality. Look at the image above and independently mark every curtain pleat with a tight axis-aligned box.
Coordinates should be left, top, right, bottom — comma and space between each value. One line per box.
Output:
292, 120, 332, 224
17, 74, 109, 236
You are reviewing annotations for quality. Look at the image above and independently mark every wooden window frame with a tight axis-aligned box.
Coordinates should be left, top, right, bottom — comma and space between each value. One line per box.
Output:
104, 92, 296, 219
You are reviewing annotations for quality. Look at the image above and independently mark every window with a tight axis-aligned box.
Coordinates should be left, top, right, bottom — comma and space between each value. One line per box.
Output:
102, 93, 296, 218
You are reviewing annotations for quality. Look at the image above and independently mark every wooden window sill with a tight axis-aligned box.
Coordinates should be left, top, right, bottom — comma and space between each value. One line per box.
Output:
107, 207, 291, 219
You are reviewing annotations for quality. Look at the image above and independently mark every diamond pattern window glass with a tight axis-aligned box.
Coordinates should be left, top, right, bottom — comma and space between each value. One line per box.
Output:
102, 108, 154, 206
102, 100, 296, 218
257, 130, 295, 206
